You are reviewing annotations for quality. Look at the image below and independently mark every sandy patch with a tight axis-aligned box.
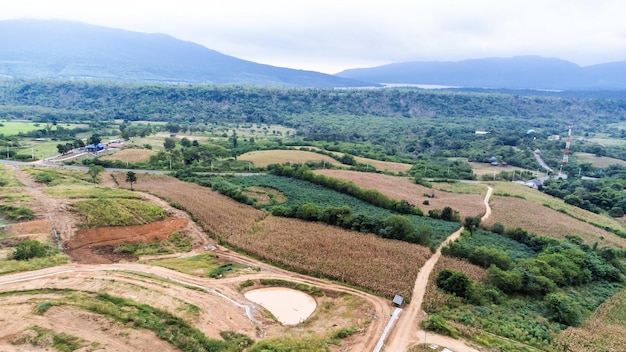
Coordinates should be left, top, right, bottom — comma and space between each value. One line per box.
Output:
245, 287, 317, 325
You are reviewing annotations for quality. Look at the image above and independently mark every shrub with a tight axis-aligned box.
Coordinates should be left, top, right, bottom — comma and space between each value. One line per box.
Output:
0, 205, 34, 221
422, 314, 458, 337
10, 240, 50, 260
545, 293, 583, 326
608, 207, 624, 218
436, 269, 471, 298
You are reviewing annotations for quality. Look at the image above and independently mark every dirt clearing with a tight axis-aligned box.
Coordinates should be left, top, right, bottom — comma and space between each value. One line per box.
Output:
65, 217, 189, 263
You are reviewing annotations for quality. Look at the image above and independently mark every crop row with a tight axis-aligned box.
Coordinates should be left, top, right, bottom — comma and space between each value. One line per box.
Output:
127, 174, 430, 298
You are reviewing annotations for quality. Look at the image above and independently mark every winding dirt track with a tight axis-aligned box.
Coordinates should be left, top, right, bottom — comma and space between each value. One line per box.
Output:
385, 186, 493, 352
2, 164, 492, 352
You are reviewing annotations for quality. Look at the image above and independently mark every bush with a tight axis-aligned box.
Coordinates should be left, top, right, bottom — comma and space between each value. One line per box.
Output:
545, 293, 583, 326
422, 314, 458, 337
10, 240, 50, 260
436, 269, 471, 298
608, 207, 624, 218
0, 205, 34, 221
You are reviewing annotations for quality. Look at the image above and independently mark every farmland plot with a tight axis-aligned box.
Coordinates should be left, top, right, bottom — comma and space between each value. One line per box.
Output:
313, 169, 485, 218
213, 174, 461, 246
124, 174, 431, 298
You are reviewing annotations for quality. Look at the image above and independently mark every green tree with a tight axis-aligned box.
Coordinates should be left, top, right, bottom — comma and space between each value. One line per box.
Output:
180, 137, 192, 148
379, 214, 415, 240
125, 171, 137, 191
545, 293, 583, 326
436, 269, 471, 298
88, 133, 101, 145
163, 137, 177, 151
87, 165, 104, 186
464, 216, 482, 233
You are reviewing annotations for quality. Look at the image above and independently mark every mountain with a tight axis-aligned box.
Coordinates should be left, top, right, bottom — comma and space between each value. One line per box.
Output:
336, 56, 626, 90
0, 19, 373, 87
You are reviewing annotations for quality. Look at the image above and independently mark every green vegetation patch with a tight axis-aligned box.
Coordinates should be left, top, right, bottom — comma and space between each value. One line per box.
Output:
0, 205, 34, 221
45, 185, 141, 199
11, 325, 89, 352
249, 335, 329, 352
72, 198, 166, 227
143, 254, 256, 278
83, 293, 249, 352
259, 278, 324, 297
0, 253, 67, 275
432, 226, 625, 349
115, 232, 192, 256
24, 167, 91, 186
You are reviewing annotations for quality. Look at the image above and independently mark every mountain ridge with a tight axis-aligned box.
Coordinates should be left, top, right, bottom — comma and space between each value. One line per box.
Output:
336, 56, 626, 90
0, 19, 373, 87
2, 19, 626, 90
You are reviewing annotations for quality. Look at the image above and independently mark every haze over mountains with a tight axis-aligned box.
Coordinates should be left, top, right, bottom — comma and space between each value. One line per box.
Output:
0, 19, 371, 88
1, 19, 626, 90
337, 57, 626, 90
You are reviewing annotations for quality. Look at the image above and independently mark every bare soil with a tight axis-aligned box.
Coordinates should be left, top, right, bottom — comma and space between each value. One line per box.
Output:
1, 167, 490, 352
65, 217, 188, 264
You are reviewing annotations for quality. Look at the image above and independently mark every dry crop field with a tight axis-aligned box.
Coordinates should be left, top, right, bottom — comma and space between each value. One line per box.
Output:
232, 216, 431, 299
122, 174, 267, 239
313, 169, 486, 218
574, 152, 626, 168
100, 148, 155, 163
484, 195, 626, 248
294, 146, 413, 173
351, 156, 413, 173
555, 287, 626, 352
490, 181, 624, 231
239, 149, 342, 168
124, 174, 431, 299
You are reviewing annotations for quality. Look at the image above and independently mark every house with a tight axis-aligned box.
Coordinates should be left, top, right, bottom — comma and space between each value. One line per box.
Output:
525, 179, 544, 189
85, 143, 106, 153
392, 295, 404, 307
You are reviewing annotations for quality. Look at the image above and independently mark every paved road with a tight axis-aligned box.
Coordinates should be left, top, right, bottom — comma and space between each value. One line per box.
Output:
0, 159, 259, 176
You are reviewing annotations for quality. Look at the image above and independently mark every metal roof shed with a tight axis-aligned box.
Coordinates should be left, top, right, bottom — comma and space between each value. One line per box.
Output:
392, 295, 404, 306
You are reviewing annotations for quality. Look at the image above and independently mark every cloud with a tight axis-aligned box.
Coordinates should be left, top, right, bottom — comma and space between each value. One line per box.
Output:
2, 0, 626, 72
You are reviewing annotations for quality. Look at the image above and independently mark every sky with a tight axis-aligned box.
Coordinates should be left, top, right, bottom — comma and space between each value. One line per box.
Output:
2, 0, 626, 74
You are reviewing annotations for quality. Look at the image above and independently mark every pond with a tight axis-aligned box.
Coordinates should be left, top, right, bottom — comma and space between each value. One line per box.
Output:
244, 287, 317, 325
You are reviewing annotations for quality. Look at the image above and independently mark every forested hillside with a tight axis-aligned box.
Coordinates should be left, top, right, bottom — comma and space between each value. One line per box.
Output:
1, 80, 626, 171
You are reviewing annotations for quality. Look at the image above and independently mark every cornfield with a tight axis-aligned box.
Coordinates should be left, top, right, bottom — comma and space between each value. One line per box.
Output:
555, 288, 626, 352
125, 174, 431, 298
484, 196, 625, 248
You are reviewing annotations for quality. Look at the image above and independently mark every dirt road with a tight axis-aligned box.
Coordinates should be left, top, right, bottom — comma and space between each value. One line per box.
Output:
384, 186, 493, 352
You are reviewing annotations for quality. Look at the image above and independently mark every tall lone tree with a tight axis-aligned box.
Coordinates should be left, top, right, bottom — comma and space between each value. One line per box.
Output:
87, 165, 104, 186
125, 171, 137, 191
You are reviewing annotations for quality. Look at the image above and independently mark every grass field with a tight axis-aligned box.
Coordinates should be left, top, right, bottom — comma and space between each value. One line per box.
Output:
0, 121, 47, 135
239, 149, 342, 168
313, 170, 486, 218
123, 174, 432, 299
586, 135, 626, 147
469, 162, 536, 177
72, 198, 166, 227
556, 287, 626, 352
574, 152, 626, 167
